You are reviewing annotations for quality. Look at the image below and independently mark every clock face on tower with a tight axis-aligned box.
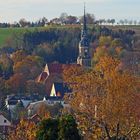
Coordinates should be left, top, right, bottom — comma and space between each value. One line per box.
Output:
85, 49, 88, 53
84, 49, 88, 56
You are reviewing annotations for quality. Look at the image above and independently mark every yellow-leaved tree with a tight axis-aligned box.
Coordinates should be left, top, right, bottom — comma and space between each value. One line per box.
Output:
9, 119, 37, 140
63, 56, 140, 140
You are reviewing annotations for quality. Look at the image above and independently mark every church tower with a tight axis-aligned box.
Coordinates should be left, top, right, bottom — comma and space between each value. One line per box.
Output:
77, 4, 91, 67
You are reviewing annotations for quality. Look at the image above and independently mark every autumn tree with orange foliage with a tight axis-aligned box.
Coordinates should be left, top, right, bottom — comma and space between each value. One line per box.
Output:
64, 56, 140, 140
96, 56, 140, 139
9, 119, 37, 140
6, 73, 26, 94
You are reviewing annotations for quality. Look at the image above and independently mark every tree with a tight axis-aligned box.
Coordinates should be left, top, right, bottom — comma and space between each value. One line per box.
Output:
59, 13, 68, 24
37, 17, 48, 26
98, 19, 106, 25
9, 119, 37, 140
26, 80, 38, 95
6, 73, 26, 94
111, 39, 122, 47
36, 115, 81, 140
19, 18, 30, 27
34, 43, 55, 63
128, 20, 133, 25
36, 119, 59, 140
13, 55, 44, 79
110, 19, 115, 25
134, 20, 137, 25
120, 50, 140, 76
95, 56, 140, 139
50, 18, 61, 24
119, 20, 124, 25
58, 115, 81, 140
99, 36, 112, 47
107, 19, 111, 25
66, 16, 78, 24
79, 13, 95, 24
92, 46, 108, 65
124, 19, 128, 25
11, 50, 28, 64
0, 78, 7, 97
64, 56, 140, 139
0, 54, 13, 79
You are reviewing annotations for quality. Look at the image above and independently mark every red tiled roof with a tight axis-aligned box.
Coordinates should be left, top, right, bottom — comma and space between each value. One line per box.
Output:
47, 64, 63, 74
37, 63, 81, 93
47, 63, 81, 74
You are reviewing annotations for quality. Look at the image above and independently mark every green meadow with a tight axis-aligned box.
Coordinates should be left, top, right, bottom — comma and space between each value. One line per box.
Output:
0, 25, 140, 47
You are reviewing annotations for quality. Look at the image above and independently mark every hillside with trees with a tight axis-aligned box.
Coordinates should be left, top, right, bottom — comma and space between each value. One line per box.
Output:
0, 24, 139, 97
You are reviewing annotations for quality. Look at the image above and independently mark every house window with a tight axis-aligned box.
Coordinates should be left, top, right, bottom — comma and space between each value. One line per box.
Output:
4, 120, 7, 123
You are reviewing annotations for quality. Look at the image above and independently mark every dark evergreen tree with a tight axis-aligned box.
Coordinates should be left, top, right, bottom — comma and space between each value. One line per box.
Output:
58, 115, 81, 140
36, 115, 81, 140
36, 119, 59, 140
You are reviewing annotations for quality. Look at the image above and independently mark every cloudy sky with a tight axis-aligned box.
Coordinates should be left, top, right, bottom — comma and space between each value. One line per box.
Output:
0, 0, 139, 22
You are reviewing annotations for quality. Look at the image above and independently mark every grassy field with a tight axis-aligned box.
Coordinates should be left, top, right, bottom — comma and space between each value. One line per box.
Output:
0, 27, 43, 47
0, 25, 140, 47
0, 25, 81, 47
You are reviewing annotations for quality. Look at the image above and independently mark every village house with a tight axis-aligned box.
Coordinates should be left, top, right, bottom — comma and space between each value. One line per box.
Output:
5, 95, 32, 111
5, 94, 40, 119
27, 82, 71, 116
0, 113, 11, 138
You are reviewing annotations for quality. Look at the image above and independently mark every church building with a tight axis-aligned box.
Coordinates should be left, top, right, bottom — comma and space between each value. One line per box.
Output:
37, 5, 91, 97
77, 5, 91, 67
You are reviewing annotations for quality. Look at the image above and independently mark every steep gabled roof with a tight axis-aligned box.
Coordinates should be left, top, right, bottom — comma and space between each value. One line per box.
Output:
49, 82, 72, 99
37, 63, 81, 83
47, 64, 63, 74
54, 83, 64, 97
36, 63, 81, 95
0, 114, 11, 126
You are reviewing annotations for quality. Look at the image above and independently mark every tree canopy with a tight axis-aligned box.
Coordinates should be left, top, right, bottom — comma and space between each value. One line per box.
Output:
64, 56, 140, 139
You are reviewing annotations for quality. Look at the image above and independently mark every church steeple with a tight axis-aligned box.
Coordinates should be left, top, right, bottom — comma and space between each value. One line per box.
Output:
83, 3, 87, 36
77, 4, 91, 67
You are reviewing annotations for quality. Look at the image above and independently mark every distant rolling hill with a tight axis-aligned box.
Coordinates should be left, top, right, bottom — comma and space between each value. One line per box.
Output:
105, 25, 140, 37
0, 25, 140, 48
0, 25, 80, 48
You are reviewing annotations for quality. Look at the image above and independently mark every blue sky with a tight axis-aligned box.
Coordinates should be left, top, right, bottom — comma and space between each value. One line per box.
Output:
0, 0, 139, 22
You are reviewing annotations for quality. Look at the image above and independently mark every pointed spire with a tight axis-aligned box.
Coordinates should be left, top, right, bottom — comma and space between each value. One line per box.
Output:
77, 3, 91, 67
81, 2, 87, 38
83, 2, 87, 31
